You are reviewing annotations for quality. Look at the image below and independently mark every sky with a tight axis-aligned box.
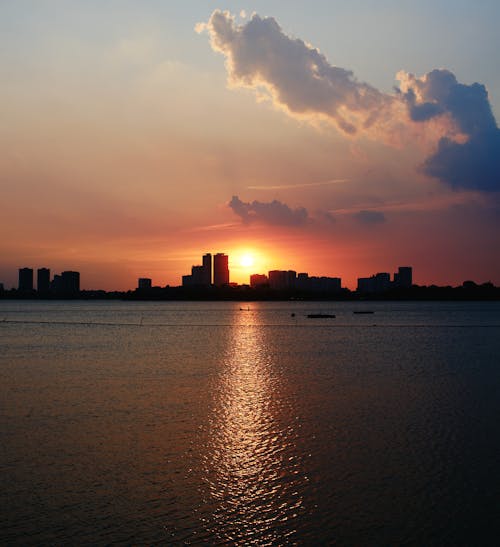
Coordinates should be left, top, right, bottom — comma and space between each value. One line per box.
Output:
1, 0, 500, 290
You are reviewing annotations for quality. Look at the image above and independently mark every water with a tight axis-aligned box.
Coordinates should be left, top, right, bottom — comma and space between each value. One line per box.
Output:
1, 300, 500, 545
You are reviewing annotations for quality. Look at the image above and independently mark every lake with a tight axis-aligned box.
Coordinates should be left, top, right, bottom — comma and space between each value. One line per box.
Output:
1, 300, 500, 545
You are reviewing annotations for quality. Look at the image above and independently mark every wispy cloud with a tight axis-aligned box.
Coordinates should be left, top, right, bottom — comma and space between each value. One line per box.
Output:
183, 222, 239, 233
330, 192, 482, 216
248, 178, 349, 190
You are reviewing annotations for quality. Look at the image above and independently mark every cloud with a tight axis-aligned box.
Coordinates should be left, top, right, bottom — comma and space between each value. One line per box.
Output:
248, 178, 348, 190
422, 131, 500, 192
228, 195, 309, 226
398, 69, 500, 191
317, 210, 336, 224
198, 11, 500, 193
354, 210, 386, 225
197, 10, 392, 135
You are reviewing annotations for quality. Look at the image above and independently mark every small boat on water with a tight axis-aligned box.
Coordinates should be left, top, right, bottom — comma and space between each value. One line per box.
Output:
307, 313, 336, 318
353, 310, 374, 314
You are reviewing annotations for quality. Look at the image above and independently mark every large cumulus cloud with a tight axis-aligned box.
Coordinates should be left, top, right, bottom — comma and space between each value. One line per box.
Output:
197, 10, 392, 135
198, 11, 500, 192
398, 69, 500, 191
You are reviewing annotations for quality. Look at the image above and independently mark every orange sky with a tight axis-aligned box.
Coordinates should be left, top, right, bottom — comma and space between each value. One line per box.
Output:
1, 4, 499, 291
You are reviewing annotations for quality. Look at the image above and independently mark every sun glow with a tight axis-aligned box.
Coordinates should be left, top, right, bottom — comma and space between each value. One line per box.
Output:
240, 254, 254, 268
228, 246, 275, 285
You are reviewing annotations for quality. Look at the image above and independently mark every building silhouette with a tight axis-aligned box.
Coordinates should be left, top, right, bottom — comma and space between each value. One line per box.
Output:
214, 253, 229, 286
268, 270, 296, 290
138, 278, 152, 290
357, 272, 390, 293
394, 266, 412, 288
250, 273, 268, 288
51, 271, 80, 294
37, 268, 50, 293
296, 273, 341, 292
202, 253, 212, 286
358, 267, 412, 293
182, 253, 214, 288
62, 271, 80, 293
18, 268, 33, 292
191, 265, 206, 285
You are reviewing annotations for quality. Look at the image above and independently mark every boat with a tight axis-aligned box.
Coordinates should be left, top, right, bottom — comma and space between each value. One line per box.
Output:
353, 310, 374, 314
307, 313, 336, 318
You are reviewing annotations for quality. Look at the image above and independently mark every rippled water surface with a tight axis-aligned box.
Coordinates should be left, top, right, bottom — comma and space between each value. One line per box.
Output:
1, 300, 500, 545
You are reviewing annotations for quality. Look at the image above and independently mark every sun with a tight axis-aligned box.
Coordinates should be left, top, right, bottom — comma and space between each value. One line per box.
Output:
240, 254, 254, 268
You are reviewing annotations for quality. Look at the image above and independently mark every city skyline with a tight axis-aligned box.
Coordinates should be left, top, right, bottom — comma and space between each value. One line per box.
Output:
1, 2, 499, 290
4, 259, 500, 301
5, 252, 500, 294
7, 259, 478, 294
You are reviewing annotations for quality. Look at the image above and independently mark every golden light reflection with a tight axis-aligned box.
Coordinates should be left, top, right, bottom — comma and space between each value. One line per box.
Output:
202, 305, 305, 544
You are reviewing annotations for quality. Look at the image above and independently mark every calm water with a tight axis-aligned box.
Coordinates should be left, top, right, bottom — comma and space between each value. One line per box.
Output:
1, 300, 500, 545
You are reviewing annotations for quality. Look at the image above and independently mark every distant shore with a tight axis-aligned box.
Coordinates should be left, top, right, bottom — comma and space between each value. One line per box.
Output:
1, 283, 499, 301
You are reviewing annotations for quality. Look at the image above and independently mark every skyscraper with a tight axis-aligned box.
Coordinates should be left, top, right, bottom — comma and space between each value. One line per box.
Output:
138, 278, 152, 290
397, 266, 412, 288
53, 271, 80, 294
268, 270, 296, 290
37, 268, 50, 293
213, 253, 229, 286
250, 273, 268, 288
202, 253, 212, 286
357, 272, 390, 293
18, 268, 33, 292
191, 265, 205, 285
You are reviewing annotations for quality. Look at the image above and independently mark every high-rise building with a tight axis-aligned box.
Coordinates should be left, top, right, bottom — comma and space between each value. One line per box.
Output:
191, 265, 205, 285
296, 273, 309, 290
52, 271, 80, 294
357, 272, 390, 293
312, 276, 341, 292
63, 271, 79, 293
250, 273, 268, 288
37, 268, 50, 293
18, 268, 33, 292
394, 266, 412, 288
182, 254, 212, 288
268, 270, 296, 290
374, 272, 390, 292
202, 253, 212, 286
213, 253, 229, 286
138, 278, 152, 290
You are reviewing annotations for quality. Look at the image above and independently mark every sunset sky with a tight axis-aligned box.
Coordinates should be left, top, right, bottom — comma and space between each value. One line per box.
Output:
2, 1, 500, 290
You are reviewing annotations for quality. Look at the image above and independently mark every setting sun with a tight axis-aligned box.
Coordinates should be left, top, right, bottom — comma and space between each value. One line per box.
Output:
227, 247, 274, 285
240, 254, 254, 268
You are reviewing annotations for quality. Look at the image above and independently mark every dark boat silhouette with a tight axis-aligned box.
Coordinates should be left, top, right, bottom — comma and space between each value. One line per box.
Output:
353, 310, 374, 314
307, 313, 336, 318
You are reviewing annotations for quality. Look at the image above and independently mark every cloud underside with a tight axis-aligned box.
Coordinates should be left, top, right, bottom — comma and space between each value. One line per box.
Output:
354, 210, 387, 225
228, 195, 308, 226
228, 195, 389, 228
199, 10, 500, 192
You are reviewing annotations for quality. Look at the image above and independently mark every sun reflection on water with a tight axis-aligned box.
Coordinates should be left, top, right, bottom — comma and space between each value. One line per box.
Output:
201, 305, 305, 544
